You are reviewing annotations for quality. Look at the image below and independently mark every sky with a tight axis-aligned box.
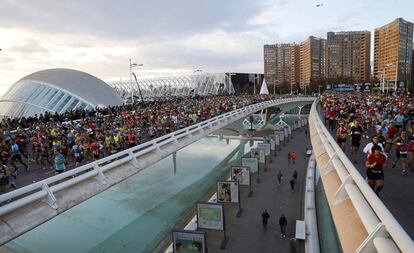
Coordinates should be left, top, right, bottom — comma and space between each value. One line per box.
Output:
0, 0, 413, 95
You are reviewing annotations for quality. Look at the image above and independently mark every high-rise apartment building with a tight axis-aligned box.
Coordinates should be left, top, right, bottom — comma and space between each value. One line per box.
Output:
374, 18, 413, 92
264, 43, 300, 90
326, 31, 371, 83
300, 36, 326, 90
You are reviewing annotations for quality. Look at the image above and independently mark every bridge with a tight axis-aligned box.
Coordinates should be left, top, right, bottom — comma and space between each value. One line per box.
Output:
0, 96, 413, 253
0, 97, 313, 245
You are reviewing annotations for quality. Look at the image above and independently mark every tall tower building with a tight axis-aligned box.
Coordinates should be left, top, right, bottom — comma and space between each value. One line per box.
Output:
374, 18, 413, 92
300, 36, 326, 91
263, 43, 300, 91
326, 31, 371, 83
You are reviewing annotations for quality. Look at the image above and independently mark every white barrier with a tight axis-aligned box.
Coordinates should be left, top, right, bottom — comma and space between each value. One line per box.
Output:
309, 101, 414, 253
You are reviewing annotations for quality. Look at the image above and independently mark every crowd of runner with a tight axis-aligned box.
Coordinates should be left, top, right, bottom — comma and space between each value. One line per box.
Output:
320, 91, 414, 196
0, 95, 273, 193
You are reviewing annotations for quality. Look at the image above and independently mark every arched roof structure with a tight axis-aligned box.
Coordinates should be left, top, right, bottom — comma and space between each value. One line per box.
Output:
0, 68, 123, 118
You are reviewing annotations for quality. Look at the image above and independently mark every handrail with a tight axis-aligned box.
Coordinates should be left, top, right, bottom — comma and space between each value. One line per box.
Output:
0, 97, 316, 219
309, 101, 414, 253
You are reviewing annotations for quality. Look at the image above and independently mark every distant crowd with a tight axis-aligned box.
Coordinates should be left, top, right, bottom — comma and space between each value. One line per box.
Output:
0, 95, 274, 193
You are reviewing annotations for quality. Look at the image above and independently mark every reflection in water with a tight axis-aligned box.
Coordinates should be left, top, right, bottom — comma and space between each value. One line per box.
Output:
173, 152, 177, 175
5, 137, 260, 253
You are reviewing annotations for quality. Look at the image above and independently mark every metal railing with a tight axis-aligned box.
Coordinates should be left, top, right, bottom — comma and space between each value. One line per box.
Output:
0, 97, 316, 219
309, 101, 414, 253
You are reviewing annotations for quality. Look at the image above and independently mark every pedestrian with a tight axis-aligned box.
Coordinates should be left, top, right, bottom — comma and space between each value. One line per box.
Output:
291, 151, 296, 164
261, 209, 270, 229
289, 178, 295, 190
279, 214, 287, 237
293, 170, 298, 181
277, 171, 283, 185
287, 152, 291, 163
305, 128, 308, 137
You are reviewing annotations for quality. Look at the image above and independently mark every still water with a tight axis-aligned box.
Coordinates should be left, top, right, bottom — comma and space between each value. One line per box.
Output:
4, 137, 258, 253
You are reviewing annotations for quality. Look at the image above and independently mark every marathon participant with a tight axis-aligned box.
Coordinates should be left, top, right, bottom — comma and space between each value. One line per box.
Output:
350, 118, 364, 163
365, 145, 387, 196
393, 131, 409, 176
336, 121, 348, 150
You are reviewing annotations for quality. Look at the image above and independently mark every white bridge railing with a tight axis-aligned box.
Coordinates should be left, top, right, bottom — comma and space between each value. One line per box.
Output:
0, 97, 315, 220
309, 101, 414, 253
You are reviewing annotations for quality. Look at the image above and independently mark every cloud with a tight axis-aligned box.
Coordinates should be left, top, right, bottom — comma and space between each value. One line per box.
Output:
0, 0, 266, 40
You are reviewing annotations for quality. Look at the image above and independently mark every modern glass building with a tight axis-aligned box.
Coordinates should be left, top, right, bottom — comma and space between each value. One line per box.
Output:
0, 68, 123, 118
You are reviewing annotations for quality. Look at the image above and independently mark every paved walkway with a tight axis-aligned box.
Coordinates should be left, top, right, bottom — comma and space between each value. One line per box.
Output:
201, 127, 310, 253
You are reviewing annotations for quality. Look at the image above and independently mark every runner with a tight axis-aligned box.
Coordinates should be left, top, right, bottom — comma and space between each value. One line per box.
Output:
365, 145, 387, 196
350, 118, 364, 163
393, 131, 409, 176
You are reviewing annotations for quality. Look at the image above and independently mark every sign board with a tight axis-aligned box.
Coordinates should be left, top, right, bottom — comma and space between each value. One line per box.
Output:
269, 135, 276, 150
284, 126, 289, 138
278, 129, 285, 142
258, 143, 270, 156
274, 133, 280, 146
242, 157, 258, 173
251, 148, 265, 163
217, 180, 239, 203
231, 166, 250, 186
172, 230, 207, 253
197, 202, 224, 231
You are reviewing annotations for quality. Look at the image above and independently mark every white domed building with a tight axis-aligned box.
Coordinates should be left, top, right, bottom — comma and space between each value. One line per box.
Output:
0, 68, 123, 118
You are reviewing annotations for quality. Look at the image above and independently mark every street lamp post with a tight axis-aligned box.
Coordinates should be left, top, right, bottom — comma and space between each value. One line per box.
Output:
129, 59, 143, 104
254, 75, 260, 95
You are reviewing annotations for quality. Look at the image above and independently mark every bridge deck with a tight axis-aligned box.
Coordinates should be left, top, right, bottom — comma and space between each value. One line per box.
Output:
325, 125, 414, 239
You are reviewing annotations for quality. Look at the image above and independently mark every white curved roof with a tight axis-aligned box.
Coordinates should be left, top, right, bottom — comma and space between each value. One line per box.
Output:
17, 68, 123, 106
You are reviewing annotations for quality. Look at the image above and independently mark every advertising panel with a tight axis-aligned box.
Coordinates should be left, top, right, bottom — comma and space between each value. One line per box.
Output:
258, 143, 270, 156
269, 135, 276, 150
279, 129, 285, 142
231, 166, 250, 186
251, 148, 265, 163
197, 202, 224, 231
217, 180, 239, 203
172, 230, 207, 253
242, 157, 258, 173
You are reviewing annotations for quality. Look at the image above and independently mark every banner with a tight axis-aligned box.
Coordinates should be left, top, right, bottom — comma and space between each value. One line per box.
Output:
258, 143, 270, 156
274, 132, 280, 146
217, 180, 239, 203
278, 129, 285, 142
242, 157, 258, 173
197, 202, 224, 230
172, 230, 207, 253
231, 166, 250, 185
269, 135, 276, 150
251, 148, 265, 163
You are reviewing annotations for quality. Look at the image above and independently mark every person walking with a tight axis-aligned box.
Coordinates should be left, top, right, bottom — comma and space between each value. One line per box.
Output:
293, 170, 298, 181
291, 151, 296, 164
261, 209, 270, 229
279, 214, 287, 237
277, 171, 283, 185
289, 178, 295, 190
287, 152, 291, 163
